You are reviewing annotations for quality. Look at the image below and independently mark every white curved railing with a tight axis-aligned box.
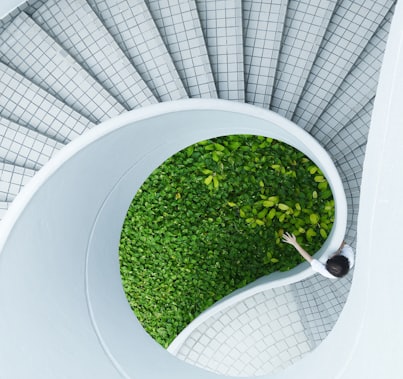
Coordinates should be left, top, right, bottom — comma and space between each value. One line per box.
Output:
0, 100, 345, 379
0, 0, 25, 19
0, 0, 402, 377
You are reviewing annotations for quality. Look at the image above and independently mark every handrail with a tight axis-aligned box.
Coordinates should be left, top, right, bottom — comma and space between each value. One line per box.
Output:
0, 99, 346, 379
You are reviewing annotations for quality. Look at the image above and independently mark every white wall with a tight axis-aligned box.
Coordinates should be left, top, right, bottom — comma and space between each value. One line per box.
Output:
0, 0, 25, 19
0, 100, 345, 379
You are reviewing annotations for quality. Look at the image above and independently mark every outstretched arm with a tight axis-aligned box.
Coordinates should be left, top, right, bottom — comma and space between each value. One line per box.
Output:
282, 232, 313, 263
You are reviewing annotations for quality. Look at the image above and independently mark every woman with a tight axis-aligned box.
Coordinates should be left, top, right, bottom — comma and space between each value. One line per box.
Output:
282, 232, 354, 279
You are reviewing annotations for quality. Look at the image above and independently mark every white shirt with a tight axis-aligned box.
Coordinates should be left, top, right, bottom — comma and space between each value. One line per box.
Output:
311, 244, 355, 279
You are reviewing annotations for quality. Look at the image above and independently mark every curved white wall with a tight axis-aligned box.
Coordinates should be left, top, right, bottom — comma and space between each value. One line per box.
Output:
0, 100, 346, 379
0, 0, 25, 19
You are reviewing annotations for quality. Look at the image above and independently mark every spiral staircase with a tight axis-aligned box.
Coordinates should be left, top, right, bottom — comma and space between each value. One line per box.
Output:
0, 0, 402, 378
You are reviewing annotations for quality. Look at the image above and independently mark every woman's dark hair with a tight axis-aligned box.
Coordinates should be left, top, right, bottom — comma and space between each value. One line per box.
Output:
326, 255, 350, 278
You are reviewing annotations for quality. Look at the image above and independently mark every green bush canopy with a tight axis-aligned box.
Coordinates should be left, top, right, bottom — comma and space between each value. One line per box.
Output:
119, 134, 334, 348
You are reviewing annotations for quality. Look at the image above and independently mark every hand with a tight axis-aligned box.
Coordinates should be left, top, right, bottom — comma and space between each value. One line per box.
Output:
282, 232, 298, 247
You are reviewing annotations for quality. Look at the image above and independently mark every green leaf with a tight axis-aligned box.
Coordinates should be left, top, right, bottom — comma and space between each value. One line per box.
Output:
263, 200, 275, 208
258, 208, 268, 218
268, 208, 277, 219
202, 169, 213, 175
268, 196, 279, 204
306, 228, 317, 239
314, 175, 325, 183
310, 213, 319, 224
318, 181, 328, 190
278, 203, 289, 211
204, 175, 213, 185
214, 143, 225, 151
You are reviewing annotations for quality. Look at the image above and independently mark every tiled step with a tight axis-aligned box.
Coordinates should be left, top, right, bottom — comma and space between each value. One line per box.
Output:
31, 0, 157, 110
146, 0, 217, 98
87, 0, 187, 102
326, 99, 373, 162
293, 0, 394, 131
173, 285, 311, 376
0, 62, 94, 144
196, 0, 244, 101
0, 117, 63, 171
270, 0, 337, 117
0, 162, 36, 202
0, 201, 10, 221
291, 271, 353, 349
311, 7, 394, 145
337, 149, 366, 247
243, 0, 287, 107
0, 12, 125, 124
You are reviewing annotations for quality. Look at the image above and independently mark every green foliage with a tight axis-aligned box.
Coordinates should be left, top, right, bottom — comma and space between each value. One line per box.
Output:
119, 134, 334, 348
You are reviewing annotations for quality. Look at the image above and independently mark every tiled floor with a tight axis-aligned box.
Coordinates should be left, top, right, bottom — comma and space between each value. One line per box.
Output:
172, 271, 353, 376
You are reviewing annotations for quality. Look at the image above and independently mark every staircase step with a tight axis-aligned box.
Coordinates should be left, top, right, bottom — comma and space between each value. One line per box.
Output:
326, 99, 373, 162
293, 0, 394, 131
0, 162, 36, 202
196, 0, 244, 101
32, 0, 157, 110
0, 117, 63, 171
0, 201, 10, 221
243, 0, 287, 107
311, 7, 394, 146
0, 12, 126, 124
146, 0, 217, 98
173, 285, 310, 376
291, 271, 353, 349
88, 0, 187, 102
337, 149, 366, 249
270, 0, 337, 117
0, 62, 94, 144
336, 145, 366, 182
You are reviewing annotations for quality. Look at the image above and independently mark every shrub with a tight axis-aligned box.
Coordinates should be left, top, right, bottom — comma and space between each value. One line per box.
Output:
119, 135, 334, 347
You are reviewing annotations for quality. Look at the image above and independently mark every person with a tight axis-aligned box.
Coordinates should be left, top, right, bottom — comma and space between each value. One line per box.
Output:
282, 232, 354, 279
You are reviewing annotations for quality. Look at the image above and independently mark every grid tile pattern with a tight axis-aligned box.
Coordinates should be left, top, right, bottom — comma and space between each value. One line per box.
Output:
196, 0, 244, 101
174, 285, 311, 376
0, 7, 21, 35
243, 0, 287, 107
87, 0, 187, 102
336, 145, 366, 246
0, 117, 63, 170
0, 62, 93, 144
32, 0, 157, 110
0, 0, 46, 35
174, 266, 354, 377
311, 8, 394, 145
270, 0, 336, 118
0, 162, 36, 202
326, 99, 373, 162
146, 0, 217, 98
0, 12, 125, 124
293, 0, 394, 131
0, 201, 10, 220
292, 270, 353, 348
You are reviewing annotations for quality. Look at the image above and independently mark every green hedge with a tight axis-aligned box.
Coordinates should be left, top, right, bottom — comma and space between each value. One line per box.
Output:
119, 135, 334, 347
